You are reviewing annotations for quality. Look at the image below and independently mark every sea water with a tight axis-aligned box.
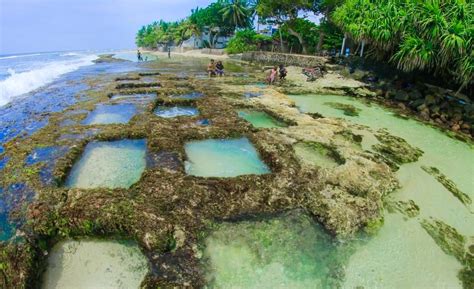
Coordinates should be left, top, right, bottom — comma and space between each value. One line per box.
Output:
184, 138, 270, 177
203, 211, 352, 289
237, 110, 287, 128
289, 94, 474, 288
0, 51, 97, 106
154, 106, 199, 118
65, 139, 146, 189
82, 104, 137, 125
42, 239, 148, 289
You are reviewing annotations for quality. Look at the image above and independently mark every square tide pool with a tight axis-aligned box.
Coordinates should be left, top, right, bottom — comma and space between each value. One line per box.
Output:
82, 104, 137, 125
184, 138, 270, 177
65, 139, 146, 189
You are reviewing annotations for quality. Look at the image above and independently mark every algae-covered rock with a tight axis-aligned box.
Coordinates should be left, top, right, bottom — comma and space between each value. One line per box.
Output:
0, 242, 38, 289
92, 54, 127, 64
422, 166, 472, 208
386, 199, 420, 218
421, 218, 473, 289
421, 218, 465, 262
324, 102, 361, 117
116, 82, 161, 90
372, 130, 423, 167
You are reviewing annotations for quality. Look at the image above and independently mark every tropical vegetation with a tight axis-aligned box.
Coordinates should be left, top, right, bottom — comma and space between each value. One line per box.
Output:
135, 0, 473, 88
333, 0, 473, 89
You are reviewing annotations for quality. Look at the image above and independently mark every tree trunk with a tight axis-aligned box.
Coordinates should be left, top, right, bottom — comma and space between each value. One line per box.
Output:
288, 27, 307, 54
340, 33, 347, 56
360, 40, 365, 57
316, 31, 325, 52
279, 28, 284, 53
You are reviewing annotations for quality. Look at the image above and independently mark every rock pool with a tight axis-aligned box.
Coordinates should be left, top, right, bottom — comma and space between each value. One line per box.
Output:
237, 110, 287, 128
154, 106, 199, 118
82, 104, 137, 125
185, 137, 270, 177
290, 94, 474, 289
203, 211, 354, 289
42, 239, 148, 289
65, 139, 146, 189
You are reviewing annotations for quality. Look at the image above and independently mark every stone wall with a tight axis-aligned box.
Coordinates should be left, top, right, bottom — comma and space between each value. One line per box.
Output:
242, 51, 328, 67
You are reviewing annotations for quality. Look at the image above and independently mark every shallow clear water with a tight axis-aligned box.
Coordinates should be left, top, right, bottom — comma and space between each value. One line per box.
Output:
113, 51, 159, 62
289, 94, 474, 289
42, 239, 148, 289
185, 138, 270, 177
204, 211, 352, 289
82, 104, 137, 125
293, 143, 339, 169
0, 183, 35, 240
65, 139, 146, 189
169, 92, 203, 100
154, 106, 199, 118
110, 93, 156, 101
237, 110, 287, 128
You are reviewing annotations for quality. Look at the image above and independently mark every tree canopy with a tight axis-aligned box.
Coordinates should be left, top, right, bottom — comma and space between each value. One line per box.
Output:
333, 0, 473, 89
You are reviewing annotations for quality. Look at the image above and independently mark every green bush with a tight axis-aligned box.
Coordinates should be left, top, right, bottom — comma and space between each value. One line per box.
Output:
226, 29, 272, 54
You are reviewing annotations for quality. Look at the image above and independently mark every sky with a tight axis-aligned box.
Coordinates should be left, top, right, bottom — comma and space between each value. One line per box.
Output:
0, 0, 213, 55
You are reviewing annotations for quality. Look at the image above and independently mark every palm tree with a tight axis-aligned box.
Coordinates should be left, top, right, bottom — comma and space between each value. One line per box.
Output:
333, 0, 473, 90
220, 0, 252, 31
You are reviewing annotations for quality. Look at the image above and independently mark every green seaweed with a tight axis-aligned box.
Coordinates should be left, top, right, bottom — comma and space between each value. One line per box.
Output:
422, 166, 472, 208
421, 218, 473, 289
372, 130, 423, 167
386, 199, 420, 218
324, 102, 361, 117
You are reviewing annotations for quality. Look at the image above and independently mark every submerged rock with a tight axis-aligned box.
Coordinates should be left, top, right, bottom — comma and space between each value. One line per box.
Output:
421, 219, 473, 289
92, 54, 127, 64
386, 199, 420, 218
324, 102, 361, 117
372, 130, 423, 169
421, 166, 472, 208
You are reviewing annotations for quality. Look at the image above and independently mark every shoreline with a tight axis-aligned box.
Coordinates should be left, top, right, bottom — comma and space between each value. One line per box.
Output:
143, 48, 231, 60
0, 54, 472, 288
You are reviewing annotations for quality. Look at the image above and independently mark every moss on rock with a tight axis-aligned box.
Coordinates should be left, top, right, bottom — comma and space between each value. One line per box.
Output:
422, 166, 472, 208
421, 218, 473, 289
324, 102, 361, 117
372, 130, 423, 168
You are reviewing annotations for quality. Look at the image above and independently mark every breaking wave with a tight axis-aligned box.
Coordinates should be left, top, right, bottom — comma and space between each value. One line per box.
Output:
0, 55, 97, 106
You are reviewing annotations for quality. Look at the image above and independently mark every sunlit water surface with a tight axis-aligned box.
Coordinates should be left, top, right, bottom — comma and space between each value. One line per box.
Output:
185, 138, 270, 177
65, 139, 146, 189
289, 94, 473, 289
237, 110, 287, 128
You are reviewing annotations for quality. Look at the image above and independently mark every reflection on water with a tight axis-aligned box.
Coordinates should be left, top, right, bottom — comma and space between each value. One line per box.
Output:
154, 106, 199, 118
82, 104, 137, 125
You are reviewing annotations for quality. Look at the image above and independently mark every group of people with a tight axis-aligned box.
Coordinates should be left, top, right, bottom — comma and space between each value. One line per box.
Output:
266, 64, 287, 85
206, 59, 288, 84
207, 59, 225, 77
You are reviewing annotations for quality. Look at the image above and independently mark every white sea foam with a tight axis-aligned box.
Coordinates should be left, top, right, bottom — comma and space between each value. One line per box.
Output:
0, 55, 97, 106
0, 53, 43, 60
60, 52, 81, 57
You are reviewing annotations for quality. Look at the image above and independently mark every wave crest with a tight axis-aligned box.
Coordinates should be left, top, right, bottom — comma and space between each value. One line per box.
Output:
0, 55, 97, 106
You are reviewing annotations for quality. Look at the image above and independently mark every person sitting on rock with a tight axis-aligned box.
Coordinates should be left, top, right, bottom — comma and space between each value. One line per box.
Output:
207, 59, 216, 77
216, 61, 225, 77
279, 64, 287, 81
267, 66, 278, 85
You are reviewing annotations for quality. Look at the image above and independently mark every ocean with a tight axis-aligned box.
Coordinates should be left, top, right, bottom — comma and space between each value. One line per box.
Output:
0, 51, 99, 106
